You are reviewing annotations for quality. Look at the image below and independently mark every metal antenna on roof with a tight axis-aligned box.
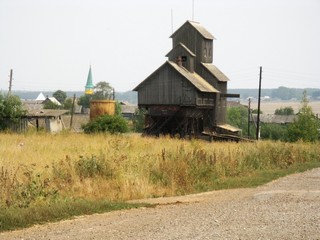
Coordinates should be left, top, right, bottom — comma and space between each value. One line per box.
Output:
8, 69, 13, 96
171, 8, 174, 34
192, 0, 195, 21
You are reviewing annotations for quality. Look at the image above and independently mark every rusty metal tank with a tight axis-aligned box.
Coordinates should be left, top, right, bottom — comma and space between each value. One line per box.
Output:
90, 100, 115, 120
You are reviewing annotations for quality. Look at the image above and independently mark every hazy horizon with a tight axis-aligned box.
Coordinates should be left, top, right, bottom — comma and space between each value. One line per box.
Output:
1, 0, 319, 92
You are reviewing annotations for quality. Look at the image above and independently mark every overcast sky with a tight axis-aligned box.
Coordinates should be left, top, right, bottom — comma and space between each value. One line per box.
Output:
0, 0, 319, 93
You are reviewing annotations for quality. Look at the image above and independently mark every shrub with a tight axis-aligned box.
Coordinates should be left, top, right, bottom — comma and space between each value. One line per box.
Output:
82, 114, 128, 134
75, 155, 114, 179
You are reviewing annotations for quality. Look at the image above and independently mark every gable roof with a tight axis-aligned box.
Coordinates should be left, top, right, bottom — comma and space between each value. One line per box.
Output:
36, 92, 46, 101
170, 21, 215, 40
165, 42, 196, 57
133, 61, 219, 93
201, 63, 229, 82
43, 97, 62, 106
168, 61, 219, 93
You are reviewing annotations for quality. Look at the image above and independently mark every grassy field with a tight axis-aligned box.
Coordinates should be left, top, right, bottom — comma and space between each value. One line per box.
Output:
0, 132, 319, 231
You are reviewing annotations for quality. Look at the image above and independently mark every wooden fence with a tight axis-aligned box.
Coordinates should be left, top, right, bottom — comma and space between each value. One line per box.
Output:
1, 118, 28, 133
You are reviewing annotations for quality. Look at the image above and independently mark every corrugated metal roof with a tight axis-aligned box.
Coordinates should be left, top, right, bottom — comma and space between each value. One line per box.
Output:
168, 61, 219, 93
201, 63, 229, 82
27, 109, 69, 117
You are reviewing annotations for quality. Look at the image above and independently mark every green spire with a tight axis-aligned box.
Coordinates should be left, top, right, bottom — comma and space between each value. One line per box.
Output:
85, 65, 94, 95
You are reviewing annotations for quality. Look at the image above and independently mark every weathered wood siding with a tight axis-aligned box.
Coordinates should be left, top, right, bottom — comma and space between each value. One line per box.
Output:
201, 40, 213, 63
196, 92, 215, 106
167, 46, 195, 73
172, 24, 213, 65
196, 65, 220, 91
137, 64, 197, 106
214, 92, 227, 124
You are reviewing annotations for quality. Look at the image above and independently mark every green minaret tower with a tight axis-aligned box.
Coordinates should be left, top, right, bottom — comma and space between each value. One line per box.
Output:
85, 65, 94, 95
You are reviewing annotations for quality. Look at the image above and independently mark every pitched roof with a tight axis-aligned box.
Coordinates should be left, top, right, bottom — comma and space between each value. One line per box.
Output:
36, 92, 46, 101
170, 21, 215, 40
167, 61, 219, 93
27, 109, 69, 117
134, 61, 219, 93
44, 97, 61, 106
165, 42, 196, 57
201, 63, 229, 82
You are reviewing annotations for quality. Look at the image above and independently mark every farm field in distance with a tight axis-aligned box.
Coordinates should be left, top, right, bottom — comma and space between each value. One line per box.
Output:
240, 100, 320, 115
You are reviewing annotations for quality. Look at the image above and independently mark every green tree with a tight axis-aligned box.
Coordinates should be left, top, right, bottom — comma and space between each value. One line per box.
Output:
274, 107, 294, 115
78, 95, 91, 110
82, 114, 128, 134
227, 106, 255, 137
133, 108, 146, 132
252, 109, 263, 114
271, 86, 298, 100
43, 101, 61, 109
53, 90, 67, 104
93, 81, 113, 100
260, 123, 288, 141
287, 91, 319, 142
0, 94, 27, 130
115, 101, 122, 116
63, 98, 73, 111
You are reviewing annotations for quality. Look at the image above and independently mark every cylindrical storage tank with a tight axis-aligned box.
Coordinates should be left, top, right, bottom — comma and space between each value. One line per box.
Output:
90, 100, 116, 120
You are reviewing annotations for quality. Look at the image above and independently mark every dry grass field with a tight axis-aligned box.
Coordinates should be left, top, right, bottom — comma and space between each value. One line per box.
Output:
1, 133, 319, 204
241, 100, 320, 115
0, 133, 319, 231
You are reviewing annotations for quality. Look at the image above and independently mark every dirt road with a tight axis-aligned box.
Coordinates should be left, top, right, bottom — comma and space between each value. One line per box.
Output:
1, 168, 320, 240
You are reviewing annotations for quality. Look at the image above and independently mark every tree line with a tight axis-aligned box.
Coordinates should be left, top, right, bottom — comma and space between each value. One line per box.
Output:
227, 91, 319, 142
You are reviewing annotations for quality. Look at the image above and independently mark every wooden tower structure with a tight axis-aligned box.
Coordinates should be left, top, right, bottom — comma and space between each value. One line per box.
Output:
134, 21, 239, 138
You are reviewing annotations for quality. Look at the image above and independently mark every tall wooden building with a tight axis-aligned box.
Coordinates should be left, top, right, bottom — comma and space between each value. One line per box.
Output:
134, 21, 239, 137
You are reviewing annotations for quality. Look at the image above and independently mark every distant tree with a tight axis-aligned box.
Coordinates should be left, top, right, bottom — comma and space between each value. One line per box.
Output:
53, 90, 67, 104
133, 108, 147, 132
227, 106, 247, 129
93, 81, 113, 100
252, 109, 263, 114
0, 94, 26, 130
227, 106, 255, 137
311, 90, 320, 100
260, 123, 288, 141
271, 87, 298, 100
287, 90, 319, 142
63, 98, 73, 111
274, 107, 294, 115
78, 95, 91, 110
43, 101, 60, 109
115, 101, 122, 116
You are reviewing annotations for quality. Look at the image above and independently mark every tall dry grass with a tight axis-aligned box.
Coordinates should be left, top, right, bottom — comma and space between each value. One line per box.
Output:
0, 132, 319, 208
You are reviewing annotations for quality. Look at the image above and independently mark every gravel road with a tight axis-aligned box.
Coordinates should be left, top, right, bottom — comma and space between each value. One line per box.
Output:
1, 168, 320, 240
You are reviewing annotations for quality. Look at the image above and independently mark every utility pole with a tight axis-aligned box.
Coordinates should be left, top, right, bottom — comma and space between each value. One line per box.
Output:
256, 66, 262, 140
8, 69, 13, 95
248, 98, 251, 137
69, 94, 76, 130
